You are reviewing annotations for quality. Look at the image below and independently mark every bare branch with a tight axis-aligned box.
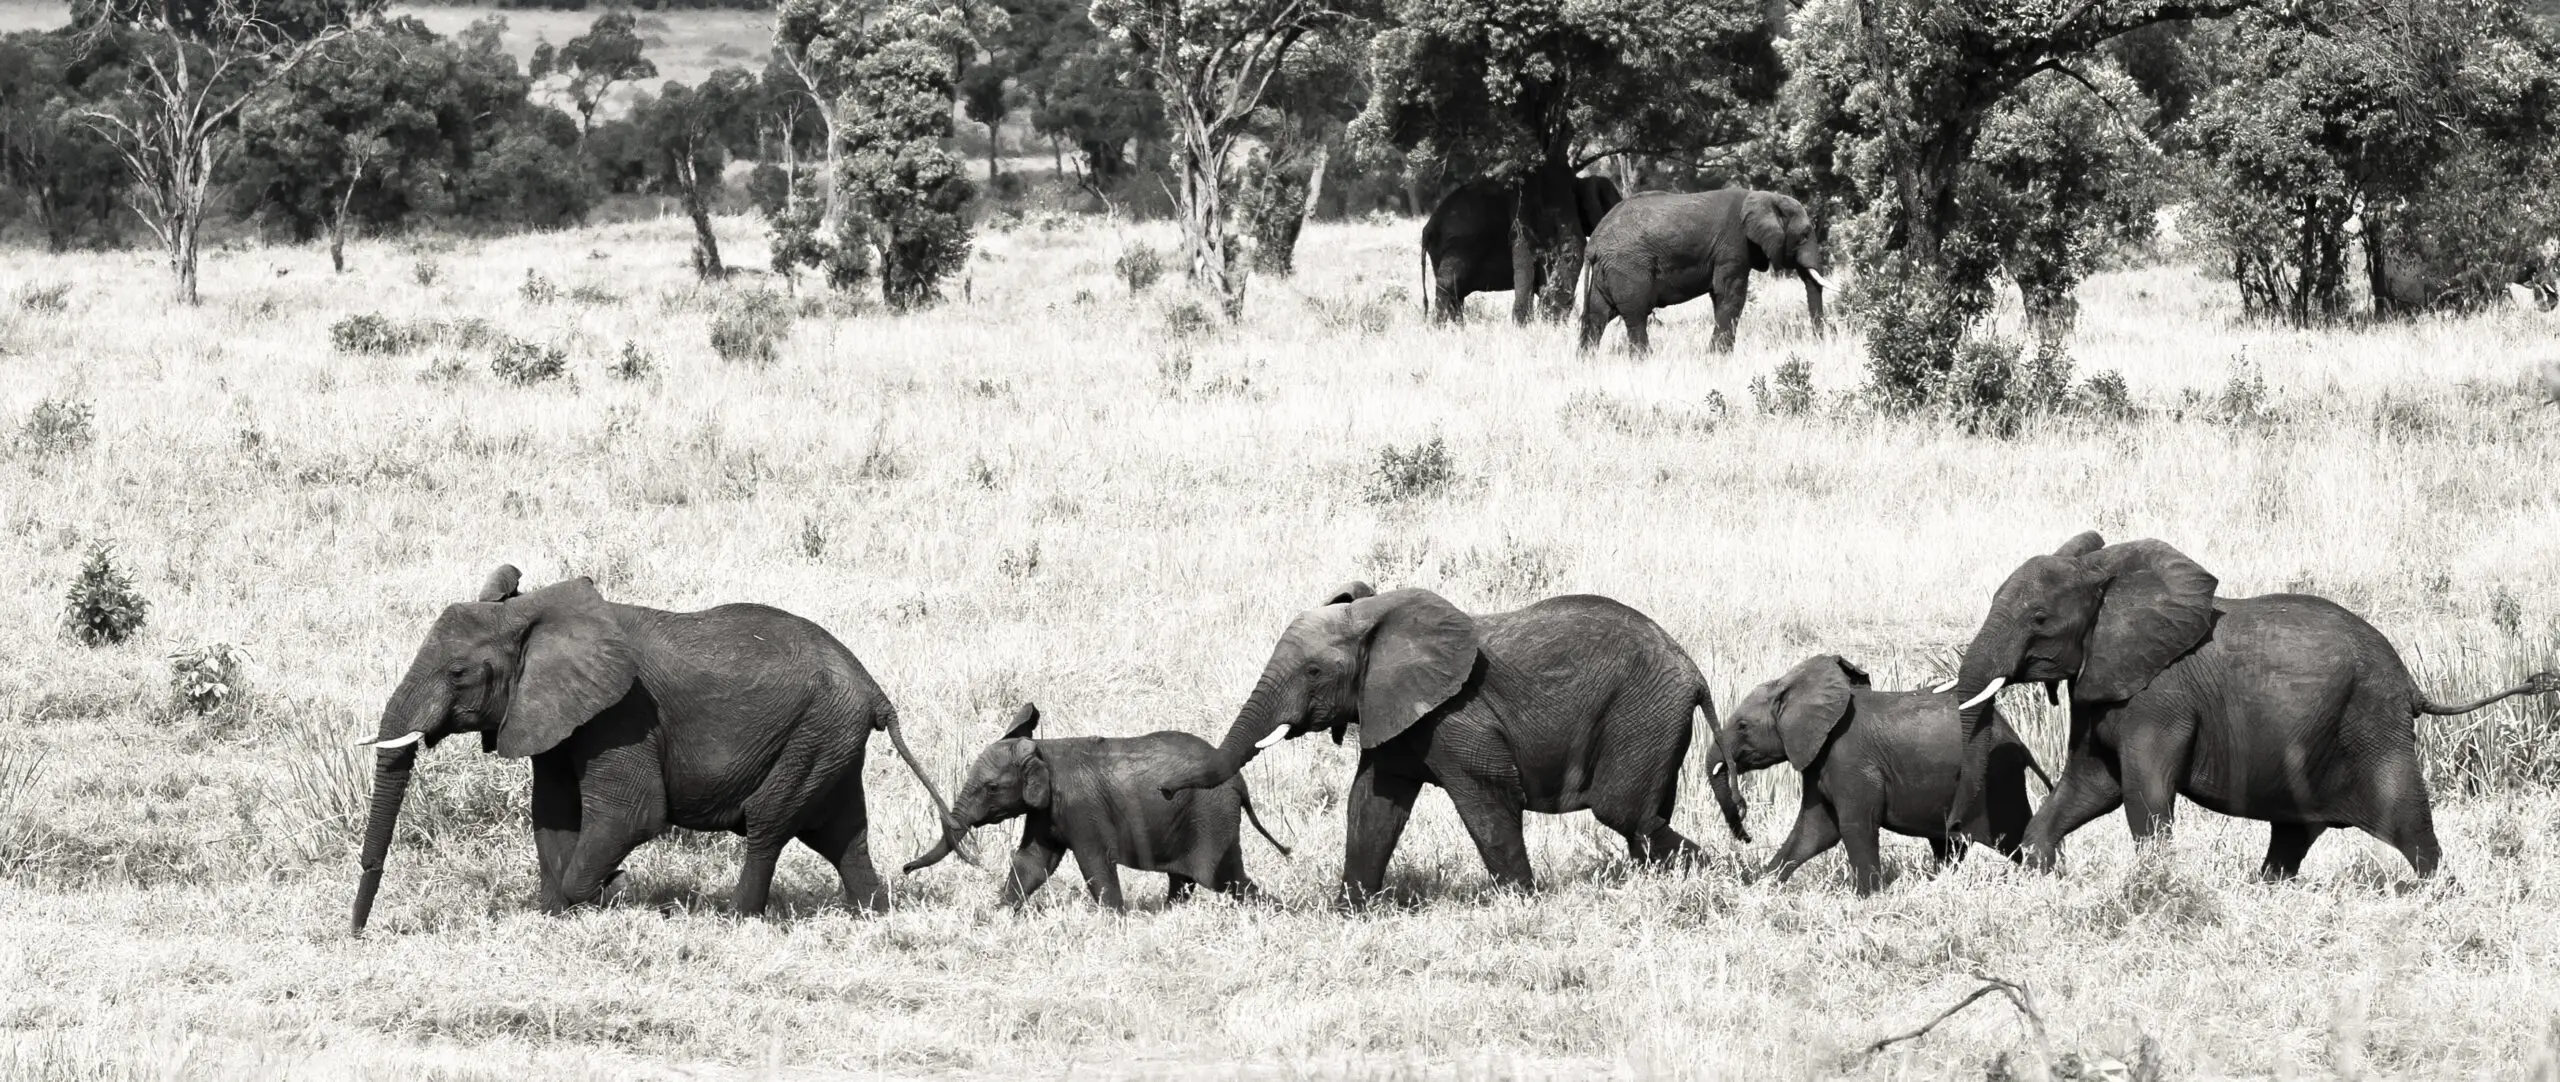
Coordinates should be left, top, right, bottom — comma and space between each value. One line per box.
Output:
1857, 976, 2055, 1069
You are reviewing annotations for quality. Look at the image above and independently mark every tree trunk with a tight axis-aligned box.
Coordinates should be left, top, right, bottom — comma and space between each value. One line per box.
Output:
987, 120, 1000, 188
1176, 111, 1245, 320
683, 158, 725, 280
1299, 143, 1329, 227
1510, 176, 1538, 325
328, 165, 360, 274
1529, 163, 1582, 322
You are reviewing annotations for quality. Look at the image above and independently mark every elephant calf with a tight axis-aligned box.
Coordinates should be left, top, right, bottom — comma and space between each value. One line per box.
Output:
1710, 655, 2049, 895
905, 703, 1290, 911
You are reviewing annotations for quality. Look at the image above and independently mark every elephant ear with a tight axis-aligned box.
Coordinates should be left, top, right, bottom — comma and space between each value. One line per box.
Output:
1021, 748, 1053, 808
1348, 589, 1480, 750
1742, 191, 1783, 272
494, 578, 636, 759
1775, 654, 1860, 771
2054, 531, 2106, 559
476, 564, 522, 602
1322, 581, 1377, 606
1576, 176, 1621, 233
1002, 702, 1041, 740
2075, 540, 2219, 704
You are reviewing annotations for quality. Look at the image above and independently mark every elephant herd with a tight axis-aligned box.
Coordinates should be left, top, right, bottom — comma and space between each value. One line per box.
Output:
1419, 177, 1831, 353
350, 532, 2558, 932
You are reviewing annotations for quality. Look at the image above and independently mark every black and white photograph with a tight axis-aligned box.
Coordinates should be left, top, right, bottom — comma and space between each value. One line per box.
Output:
4, 0, 2560, 1075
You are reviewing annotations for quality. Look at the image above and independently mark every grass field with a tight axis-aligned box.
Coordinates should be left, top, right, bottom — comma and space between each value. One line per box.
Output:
5, 212, 2560, 1079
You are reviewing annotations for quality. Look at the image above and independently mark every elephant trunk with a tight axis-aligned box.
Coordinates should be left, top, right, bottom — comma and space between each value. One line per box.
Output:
351, 743, 418, 936
1705, 733, 1751, 844
1799, 267, 1826, 337
1160, 675, 1283, 798
901, 811, 975, 874
1944, 617, 2027, 834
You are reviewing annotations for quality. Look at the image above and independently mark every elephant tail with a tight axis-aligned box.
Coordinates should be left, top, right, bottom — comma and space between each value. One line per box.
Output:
2415, 671, 2560, 716
880, 701, 981, 868
1418, 246, 1431, 319
1236, 783, 1292, 857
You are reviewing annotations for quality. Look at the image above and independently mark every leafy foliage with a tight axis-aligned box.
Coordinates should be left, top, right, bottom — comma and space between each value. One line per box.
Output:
531, 10, 658, 135
630, 68, 760, 278
0, 31, 129, 252
64, 543, 148, 647
168, 641, 251, 716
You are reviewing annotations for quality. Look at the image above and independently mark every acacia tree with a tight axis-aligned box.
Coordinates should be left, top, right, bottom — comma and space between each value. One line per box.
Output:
1236, 28, 1365, 275
635, 69, 759, 278
76, 0, 370, 304
532, 11, 657, 138
1090, 0, 1360, 319
232, 17, 451, 271
1359, 0, 1783, 323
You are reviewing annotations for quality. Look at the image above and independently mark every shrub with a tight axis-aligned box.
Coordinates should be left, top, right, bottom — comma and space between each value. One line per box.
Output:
1117, 244, 1167, 293
709, 291, 793, 366
1364, 435, 1457, 504
419, 356, 472, 384
799, 517, 826, 559
490, 337, 568, 386
17, 397, 95, 458
569, 284, 622, 306
609, 342, 657, 381
16, 283, 70, 312
2216, 355, 2269, 423
1750, 357, 1817, 416
410, 258, 441, 287
64, 543, 147, 647
1857, 270, 1987, 413
2078, 369, 2137, 420
329, 313, 424, 355
168, 642, 251, 717
1162, 299, 1215, 337
519, 270, 560, 305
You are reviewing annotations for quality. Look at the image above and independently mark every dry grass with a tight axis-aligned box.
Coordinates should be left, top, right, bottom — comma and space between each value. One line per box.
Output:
4, 212, 2560, 1078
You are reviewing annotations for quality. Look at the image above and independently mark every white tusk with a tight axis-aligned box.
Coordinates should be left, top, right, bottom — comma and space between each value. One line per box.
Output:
1929, 679, 1957, 694
1957, 678, 2007, 711
1804, 268, 1831, 290
356, 731, 425, 749
1255, 726, 1291, 749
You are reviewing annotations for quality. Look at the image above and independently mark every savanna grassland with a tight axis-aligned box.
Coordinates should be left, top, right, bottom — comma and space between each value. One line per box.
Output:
5, 211, 2560, 1080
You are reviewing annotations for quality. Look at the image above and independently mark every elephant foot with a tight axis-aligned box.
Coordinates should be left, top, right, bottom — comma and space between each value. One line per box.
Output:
594, 869, 626, 908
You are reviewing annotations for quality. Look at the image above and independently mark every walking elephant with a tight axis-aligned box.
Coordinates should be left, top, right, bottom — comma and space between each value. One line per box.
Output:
1420, 176, 1623, 322
1156, 582, 1736, 901
1578, 188, 1829, 353
1707, 654, 2049, 894
349, 566, 963, 934
903, 703, 1290, 911
1943, 532, 2560, 880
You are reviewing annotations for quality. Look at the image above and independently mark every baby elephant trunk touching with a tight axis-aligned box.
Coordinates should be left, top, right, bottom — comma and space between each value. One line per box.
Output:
901, 812, 976, 874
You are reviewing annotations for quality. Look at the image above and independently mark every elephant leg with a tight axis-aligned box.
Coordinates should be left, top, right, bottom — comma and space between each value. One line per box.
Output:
1926, 835, 1955, 871
1576, 290, 1613, 351
736, 728, 856, 916
1838, 811, 1886, 895
1166, 873, 1197, 904
1709, 266, 1750, 353
1768, 800, 1841, 884
2364, 757, 2442, 879
1447, 782, 1534, 892
530, 750, 581, 911
1595, 799, 1700, 868
2022, 740, 2124, 871
793, 771, 885, 914
1000, 838, 1064, 909
2115, 723, 2188, 844
1340, 754, 1423, 904
1072, 845, 1126, 912
1622, 306, 1654, 354
2257, 823, 2327, 882
1982, 746, 2037, 860
1212, 842, 1255, 898
557, 807, 657, 910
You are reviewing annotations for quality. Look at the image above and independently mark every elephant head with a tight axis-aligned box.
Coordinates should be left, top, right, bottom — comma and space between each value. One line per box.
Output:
350, 566, 636, 935
1574, 176, 1624, 236
1742, 190, 1828, 333
1157, 582, 1480, 798
903, 703, 1051, 873
1704, 655, 1868, 841
1947, 532, 2221, 714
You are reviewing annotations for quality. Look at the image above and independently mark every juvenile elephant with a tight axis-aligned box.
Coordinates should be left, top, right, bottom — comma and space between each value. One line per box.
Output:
1708, 655, 2049, 895
1158, 582, 1736, 901
1420, 175, 1623, 322
1945, 532, 2560, 880
903, 703, 1289, 910
1578, 188, 1829, 353
349, 566, 961, 934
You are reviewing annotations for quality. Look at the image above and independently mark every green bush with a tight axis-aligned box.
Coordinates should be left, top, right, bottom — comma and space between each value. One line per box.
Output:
168, 642, 251, 717
1750, 357, 1818, 416
610, 341, 657, 381
1364, 435, 1457, 504
710, 291, 793, 366
17, 397, 94, 458
1117, 245, 1167, 293
64, 543, 147, 647
490, 337, 568, 385
519, 270, 560, 305
329, 313, 424, 355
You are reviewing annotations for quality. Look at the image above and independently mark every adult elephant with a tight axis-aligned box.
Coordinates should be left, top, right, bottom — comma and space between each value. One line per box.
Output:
1942, 532, 2560, 880
1420, 175, 1623, 322
348, 566, 963, 934
1157, 581, 1735, 901
1577, 188, 1829, 353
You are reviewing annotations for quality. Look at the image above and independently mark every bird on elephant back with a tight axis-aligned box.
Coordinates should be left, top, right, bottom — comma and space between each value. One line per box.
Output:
1577, 187, 1831, 354
1419, 175, 1623, 322
1941, 532, 2560, 883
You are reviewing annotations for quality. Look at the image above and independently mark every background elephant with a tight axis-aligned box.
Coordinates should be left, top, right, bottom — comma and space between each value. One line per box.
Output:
1944, 532, 2560, 880
904, 703, 1289, 911
1708, 654, 2048, 894
1159, 582, 1736, 901
349, 565, 961, 934
1420, 175, 1623, 322
1577, 187, 1829, 353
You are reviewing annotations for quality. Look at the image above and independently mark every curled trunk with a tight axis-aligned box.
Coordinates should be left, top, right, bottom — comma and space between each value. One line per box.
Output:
1159, 676, 1281, 798
901, 812, 973, 873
